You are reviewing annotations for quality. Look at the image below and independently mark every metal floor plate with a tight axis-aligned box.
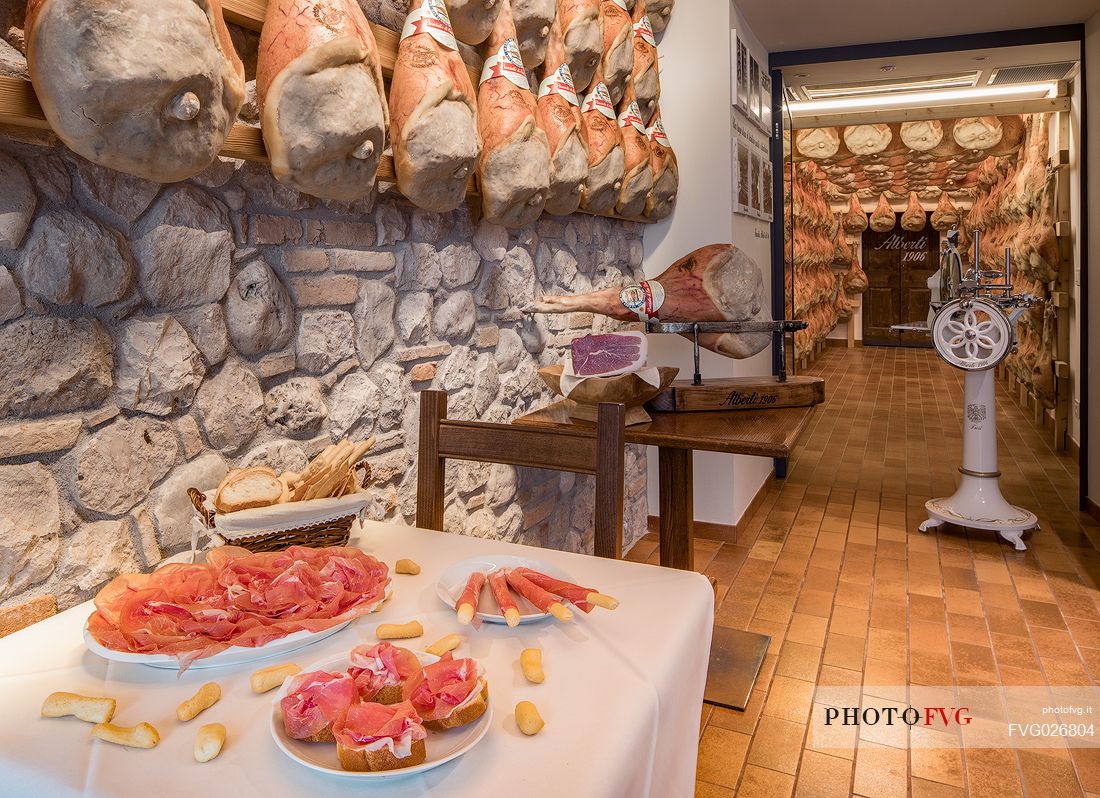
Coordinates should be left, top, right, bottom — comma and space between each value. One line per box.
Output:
704, 626, 771, 710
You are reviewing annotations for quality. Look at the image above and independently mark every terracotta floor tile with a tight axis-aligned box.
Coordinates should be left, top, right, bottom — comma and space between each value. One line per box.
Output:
737, 765, 795, 798
1071, 747, 1100, 793
823, 633, 866, 671
1020, 598, 1068, 630
866, 627, 906, 660
910, 594, 948, 622
788, 613, 830, 648
796, 589, 836, 618
794, 750, 853, 798
853, 740, 908, 798
835, 580, 872, 610
1066, 615, 1100, 649
830, 605, 870, 638
909, 728, 965, 788
869, 600, 907, 631
947, 612, 991, 647
694, 781, 733, 798
818, 664, 863, 688
911, 777, 966, 798
746, 715, 806, 774
1018, 749, 1082, 797
764, 676, 817, 724
696, 726, 751, 788
777, 641, 824, 683
964, 747, 1024, 797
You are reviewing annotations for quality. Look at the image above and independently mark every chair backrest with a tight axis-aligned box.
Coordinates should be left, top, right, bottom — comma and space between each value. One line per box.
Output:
416, 390, 626, 558
0, 594, 57, 638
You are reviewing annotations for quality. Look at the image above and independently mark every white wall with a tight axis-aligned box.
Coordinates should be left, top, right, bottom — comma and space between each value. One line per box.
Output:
1086, 11, 1100, 503
641, 0, 774, 528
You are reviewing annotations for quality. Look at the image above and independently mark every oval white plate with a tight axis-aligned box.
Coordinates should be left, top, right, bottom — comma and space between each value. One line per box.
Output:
436, 555, 574, 625
270, 653, 490, 780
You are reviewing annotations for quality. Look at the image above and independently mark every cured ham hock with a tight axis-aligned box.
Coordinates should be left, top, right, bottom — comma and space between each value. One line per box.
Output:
536, 17, 588, 216
527, 244, 773, 358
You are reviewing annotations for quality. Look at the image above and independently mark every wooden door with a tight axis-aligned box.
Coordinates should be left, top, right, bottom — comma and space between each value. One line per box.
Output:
861, 214, 939, 346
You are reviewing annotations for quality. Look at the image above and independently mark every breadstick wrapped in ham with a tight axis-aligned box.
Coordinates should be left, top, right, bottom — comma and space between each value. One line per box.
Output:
455, 571, 486, 625
257, 0, 388, 201
557, 0, 602, 92
514, 568, 619, 611
578, 63, 625, 214
488, 570, 521, 627
390, 0, 481, 212
476, 0, 551, 227
600, 0, 634, 105
536, 18, 589, 216
505, 570, 574, 621
512, 0, 556, 67
615, 77, 653, 218
447, 0, 503, 45
629, 1, 660, 124
644, 113, 678, 220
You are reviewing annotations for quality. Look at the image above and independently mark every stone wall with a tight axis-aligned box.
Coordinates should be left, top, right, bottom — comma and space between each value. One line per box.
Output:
0, 134, 650, 611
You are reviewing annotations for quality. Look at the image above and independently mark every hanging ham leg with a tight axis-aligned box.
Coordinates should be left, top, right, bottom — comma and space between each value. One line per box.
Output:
557, 0, 602, 92
476, 0, 550, 228
390, 0, 481, 212
512, 0, 555, 67
257, 0, 387, 201
526, 244, 772, 359
644, 112, 677, 220
448, 0, 503, 45
900, 191, 926, 232
629, 1, 660, 124
647, 0, 673, 33
615, 77, 653, 217
578, 63, 625, 214
536, 18, 588, 216
25, 0, 244, 182
869, 193, 895, 233
600, 0, 634, 105
930, 191, 959, 231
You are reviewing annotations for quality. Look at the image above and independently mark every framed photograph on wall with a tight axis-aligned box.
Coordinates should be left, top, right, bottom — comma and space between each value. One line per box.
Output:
749, 57, 761, 121
760, 70, 773, 132
761, 159, 774, 222
735, 36, 750, 113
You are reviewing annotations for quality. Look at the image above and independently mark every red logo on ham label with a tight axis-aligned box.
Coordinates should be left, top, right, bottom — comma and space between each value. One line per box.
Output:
619, 281, 665, 321
633, 16, 657, 46
538, 64, 580, 106
401, 0, 457, 49
618, 101, 646, 133
582, 82, 617, 120
647, 116, 671, 147
480, 38, 530, 89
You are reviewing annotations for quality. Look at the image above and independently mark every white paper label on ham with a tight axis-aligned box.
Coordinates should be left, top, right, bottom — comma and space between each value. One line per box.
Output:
647, 116, 671, 147
618, 280, 666, 321
582, 81, 617, 120
610, 0, 630, 10
538, 63, 580, 106
632, 16, 657, 46
481, 38, 531, 89
617, 100, 646, 134
401, 0, 458, 50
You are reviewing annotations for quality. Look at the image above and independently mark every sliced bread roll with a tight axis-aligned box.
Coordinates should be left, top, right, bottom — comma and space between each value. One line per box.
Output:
337, 738, 427, 772
214, 467, 284, 513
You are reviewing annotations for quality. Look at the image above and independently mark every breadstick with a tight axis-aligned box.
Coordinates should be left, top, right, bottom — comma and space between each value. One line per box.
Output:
425, 634, 462, 657
249, 663, 301, 694
515, 701, 544, 735
176, 682, 221, 721
92, 722, 160, 749
395, 558, 421, 575
194, 723, 226, 763
41, 692, 116, 723
520, 648, 544, 684
375, 620, 424, 640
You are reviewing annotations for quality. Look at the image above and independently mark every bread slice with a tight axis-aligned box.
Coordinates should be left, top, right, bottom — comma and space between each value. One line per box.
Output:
373, 685, 404, 705
214, 467, 283, 513
299, 726, 336, 743
424, 681, 489, 731
337, 737, 426, 772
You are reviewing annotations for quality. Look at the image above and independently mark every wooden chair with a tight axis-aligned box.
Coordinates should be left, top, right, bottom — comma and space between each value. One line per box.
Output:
416, 390, 627, 559
0, 594, 57, 638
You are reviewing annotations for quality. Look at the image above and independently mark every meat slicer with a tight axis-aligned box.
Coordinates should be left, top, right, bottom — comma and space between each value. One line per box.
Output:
893, 227, 1042, 550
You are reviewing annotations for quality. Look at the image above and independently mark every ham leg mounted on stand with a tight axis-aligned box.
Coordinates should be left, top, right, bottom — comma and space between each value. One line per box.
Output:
526, 244, 772, 358
536, 17, 589, 216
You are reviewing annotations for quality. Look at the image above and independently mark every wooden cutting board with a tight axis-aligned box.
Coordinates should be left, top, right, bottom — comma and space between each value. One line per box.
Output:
647, 376, 825, 412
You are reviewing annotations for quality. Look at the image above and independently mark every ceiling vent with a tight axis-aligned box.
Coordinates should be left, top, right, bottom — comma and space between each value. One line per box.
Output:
988, 62, 1076, 85
801, 71, 980, 100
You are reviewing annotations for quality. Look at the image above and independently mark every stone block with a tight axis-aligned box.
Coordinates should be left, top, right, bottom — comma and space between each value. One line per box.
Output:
395, 342, 452, 363
318, 220, 376, 247
476, 325, 500, 348
330, 249, 396, 273
250, 214, 303, 245
0, 418, 82, 460
258, 351, 297, 379
175, 414, 205, 460
296, 310, 356, 374
114, 316, 205, 416
225, 260, 295, 356
409, 362, 437, 382
0, 462, 60, 599
73, 417, 178, 516
265, 377, 327, 434
282, 248, 330, 273
195, 360, 264, 452
291, 275, 360, 307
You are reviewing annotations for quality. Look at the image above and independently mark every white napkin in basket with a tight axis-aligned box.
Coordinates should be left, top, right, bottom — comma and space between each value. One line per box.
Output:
558, 356, 661, 399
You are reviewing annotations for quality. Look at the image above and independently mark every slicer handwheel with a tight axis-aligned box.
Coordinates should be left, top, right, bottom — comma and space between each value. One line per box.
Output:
930, 297, 1013, 371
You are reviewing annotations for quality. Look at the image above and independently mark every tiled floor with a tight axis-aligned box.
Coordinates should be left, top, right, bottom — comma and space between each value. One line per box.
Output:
626, 346, 1100, 797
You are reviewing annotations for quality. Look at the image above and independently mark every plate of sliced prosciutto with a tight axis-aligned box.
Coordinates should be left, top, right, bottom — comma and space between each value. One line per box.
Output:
83, 545, 392, 670
271, 650, 491, 779
437, 555, 619, 627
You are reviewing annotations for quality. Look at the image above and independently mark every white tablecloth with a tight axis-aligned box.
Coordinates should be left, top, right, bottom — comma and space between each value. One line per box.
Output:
0, 521, 712, 798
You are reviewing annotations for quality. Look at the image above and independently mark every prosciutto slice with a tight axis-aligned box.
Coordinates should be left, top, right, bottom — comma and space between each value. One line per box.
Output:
644, 113, 678, 220
505, 570, 572, 619
25, 0, 245, 182
477, 0, 551, 227
455, 571, 486, 625
557, 0, 602, 92
514, 568, 597, 611
256, 0, 387, 201
600, 0, 634, 105
447, 0, 503, 45
389, 0, 481, 212
512, 0, 556, 67
487, 569, 520, 626
578, 64, 625, 214
570, 331, 647, 377
280, 670, 358, 740
334, 701, 426, 758
348, 642, 424, 700
537, 18, 589, 216
527, 243, 771, 359
629, 1, 660, 123
403, 655, 484, 722
615, 77, 653, 217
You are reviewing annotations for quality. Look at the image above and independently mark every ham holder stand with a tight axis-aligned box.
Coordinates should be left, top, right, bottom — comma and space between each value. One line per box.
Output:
893, 228, 1041, 550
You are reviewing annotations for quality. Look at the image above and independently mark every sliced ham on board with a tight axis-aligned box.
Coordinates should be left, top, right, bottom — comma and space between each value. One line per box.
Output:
570, 331, 648, 377
257, 0, 388, 201
578, 64, 625, 214
869, 193, 896, 233
900, 192, 926, 232
644, 113, 678, 220
615, 78, 653, 217
647, 0, 674, 33
600, 0, 635, 105
25, 0, 245, 182
629, 1, 660, 124
280, 670, 358, 740
557, 0, 603, 92
389, 0, 481, 212
528, 244, 772, 359
512, 0, 556, 67
476, 0, 551, 227
447, 0, 503, 45
536, 18, 589, 216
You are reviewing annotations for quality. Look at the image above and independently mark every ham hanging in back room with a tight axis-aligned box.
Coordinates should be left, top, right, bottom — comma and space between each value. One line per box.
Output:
527, 244, 773, 358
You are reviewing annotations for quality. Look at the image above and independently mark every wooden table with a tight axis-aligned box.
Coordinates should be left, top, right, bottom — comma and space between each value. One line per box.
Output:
514, 401, 816, 571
